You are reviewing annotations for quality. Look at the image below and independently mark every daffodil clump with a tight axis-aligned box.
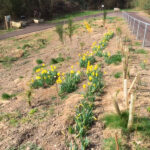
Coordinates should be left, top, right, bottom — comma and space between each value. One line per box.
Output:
92, 31, 114, 57
84, 20, 93, 33
69, 100, 96, 149
79, 52, 96, 68
85, 64, 104, 95
57, 68, 81, 94
31, 65, 57, 89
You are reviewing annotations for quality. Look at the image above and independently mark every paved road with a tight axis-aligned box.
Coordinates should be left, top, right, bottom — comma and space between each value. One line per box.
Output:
0, 12, 121, 40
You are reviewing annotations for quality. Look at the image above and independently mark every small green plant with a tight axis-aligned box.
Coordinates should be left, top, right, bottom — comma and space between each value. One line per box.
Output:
7, 142, 43, 150
9, 118, 18, 126
140, 60, 147, 70
114, 72, 122, 78
66, 56, 72, 61
51, 96, 57, 100
50, 54, 65, 64
134, 49, 148, 54
104, 52, 122, 65
123, 36, 131, 45
80, 42, 85, 50
22, 43, 32, 50
67, 18, 75, 41
37, 38, 48, 49
49, 106, 55, 116
0, 56, 18, 68
116, 27, 122, 37
79, 53, 96, 68
103, 137, 124, 150
33, 65, 44, 72
29, 108, 38, 115
135, 41, 141, 46
147, 107, 150, 112
1, 93, 16, 100
36, 59, 43, 65
55, 24, 64, 43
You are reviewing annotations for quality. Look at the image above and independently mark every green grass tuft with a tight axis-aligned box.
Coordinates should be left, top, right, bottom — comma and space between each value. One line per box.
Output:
1, 93, 16, 100
36, 59, 43, 65
134, 42, 141, 46
103, 112, 150, 136
134, 49, 148, 54
103, 137, 126, 150
114, 72, 122, 78
50, 56, 65, 64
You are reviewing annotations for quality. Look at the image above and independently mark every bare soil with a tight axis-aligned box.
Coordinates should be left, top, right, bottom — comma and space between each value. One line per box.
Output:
0, 13, 150, 150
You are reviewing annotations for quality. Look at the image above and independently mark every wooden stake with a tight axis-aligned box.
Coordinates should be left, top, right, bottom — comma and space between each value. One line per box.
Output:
124, 79, 128, 107
128, 73, 139, 96
128, 93, 136, 129
4, 16, 8, 30
115, 133, 119, 150
113, 91, 121, 116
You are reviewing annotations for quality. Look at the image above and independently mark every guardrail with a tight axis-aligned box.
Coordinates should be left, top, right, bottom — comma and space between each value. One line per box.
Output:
122, 11, 150, 47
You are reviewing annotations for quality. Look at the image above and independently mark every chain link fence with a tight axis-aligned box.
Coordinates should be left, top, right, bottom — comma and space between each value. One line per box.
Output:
122, 12, 150, 47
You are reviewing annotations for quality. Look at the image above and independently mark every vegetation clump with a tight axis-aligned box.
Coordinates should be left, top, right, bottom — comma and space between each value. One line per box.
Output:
57, 69, 81, 95
1, 93, 16, 100
31, 65, 57, 89
79, 52, 96, 68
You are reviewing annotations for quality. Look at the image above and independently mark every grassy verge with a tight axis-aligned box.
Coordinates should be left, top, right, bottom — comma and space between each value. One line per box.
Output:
0, 28, 16, 35
47, 10, 113, 24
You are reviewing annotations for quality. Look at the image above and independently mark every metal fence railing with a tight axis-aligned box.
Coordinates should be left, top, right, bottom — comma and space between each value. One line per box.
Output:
122, 12, 150, 47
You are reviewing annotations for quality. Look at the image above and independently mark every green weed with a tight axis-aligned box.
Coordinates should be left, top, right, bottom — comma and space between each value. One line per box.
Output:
29, 108, 38, 115
104, 52, 122, 65
103, 137, 125, 150
114, 72, 122, 78
1, 93, 16, 100
50, 55, 65, 64
36, 59, 43, 65
135, 42, 141, 46
134, 49, 148, 54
